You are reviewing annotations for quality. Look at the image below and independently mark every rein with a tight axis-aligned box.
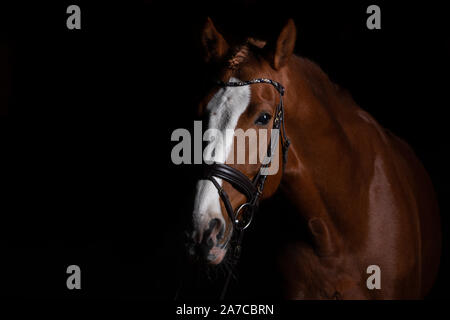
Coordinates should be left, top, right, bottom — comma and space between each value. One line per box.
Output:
202, 78, 290, 299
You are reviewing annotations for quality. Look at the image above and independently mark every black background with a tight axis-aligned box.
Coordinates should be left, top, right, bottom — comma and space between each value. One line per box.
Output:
1, 0, 449, 301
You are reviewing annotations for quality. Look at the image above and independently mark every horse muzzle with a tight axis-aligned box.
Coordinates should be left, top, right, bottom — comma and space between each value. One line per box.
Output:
187, 218, 230, 265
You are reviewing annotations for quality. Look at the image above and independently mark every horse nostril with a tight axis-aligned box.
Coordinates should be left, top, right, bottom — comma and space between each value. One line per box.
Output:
217, 225, 224, 242
211, 219, 225, 243
199, 218, 222, 248
210, 218, 225, 241
209, 218, 220, 230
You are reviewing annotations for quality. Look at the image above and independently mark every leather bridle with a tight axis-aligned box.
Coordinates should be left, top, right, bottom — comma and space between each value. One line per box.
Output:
202, 78, 290, 299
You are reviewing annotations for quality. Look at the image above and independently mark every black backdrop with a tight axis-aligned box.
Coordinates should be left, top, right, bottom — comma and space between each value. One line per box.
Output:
1, 0, 449, 300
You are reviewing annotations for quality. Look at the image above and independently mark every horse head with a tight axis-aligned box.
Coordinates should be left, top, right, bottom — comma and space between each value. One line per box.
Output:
188, 18, 297, 265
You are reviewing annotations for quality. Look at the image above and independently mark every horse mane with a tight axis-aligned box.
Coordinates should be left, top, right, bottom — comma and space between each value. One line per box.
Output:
297, 57, 354, 110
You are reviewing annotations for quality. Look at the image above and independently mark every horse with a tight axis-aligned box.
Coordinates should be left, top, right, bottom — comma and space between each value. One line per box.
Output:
186, 17, 441, 299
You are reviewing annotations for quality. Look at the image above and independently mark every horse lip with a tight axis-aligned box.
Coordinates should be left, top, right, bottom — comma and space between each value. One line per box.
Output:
207, 253, 217, 261
208, 246, 227, 265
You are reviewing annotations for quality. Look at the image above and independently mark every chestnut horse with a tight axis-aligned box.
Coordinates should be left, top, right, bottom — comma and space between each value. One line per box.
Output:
188, 18, 441, 299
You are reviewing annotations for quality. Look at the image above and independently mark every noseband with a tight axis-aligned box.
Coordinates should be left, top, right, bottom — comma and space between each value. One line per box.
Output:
201, 78, 290, 299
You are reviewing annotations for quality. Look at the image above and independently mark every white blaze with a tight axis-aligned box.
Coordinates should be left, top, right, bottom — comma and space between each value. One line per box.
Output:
193, 78, 251, 232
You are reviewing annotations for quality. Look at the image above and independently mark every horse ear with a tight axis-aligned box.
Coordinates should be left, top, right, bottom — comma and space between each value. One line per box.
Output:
201, 17, 229, 63
308, 217, 334, 256
272, 19, 297, 70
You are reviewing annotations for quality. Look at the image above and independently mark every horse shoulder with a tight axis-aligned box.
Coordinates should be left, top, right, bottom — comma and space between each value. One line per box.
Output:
343, 107, 440, 297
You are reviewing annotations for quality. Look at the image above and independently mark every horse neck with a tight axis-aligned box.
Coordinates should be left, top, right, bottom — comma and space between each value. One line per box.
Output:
280, 56, 358, 255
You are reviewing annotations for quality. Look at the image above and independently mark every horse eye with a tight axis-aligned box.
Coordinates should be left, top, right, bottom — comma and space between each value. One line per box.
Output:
255, 112, 272, 125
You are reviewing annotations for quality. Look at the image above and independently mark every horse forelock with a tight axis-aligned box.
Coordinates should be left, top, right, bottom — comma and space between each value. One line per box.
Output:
226, 38, 266, 70
227, 44, 250, 70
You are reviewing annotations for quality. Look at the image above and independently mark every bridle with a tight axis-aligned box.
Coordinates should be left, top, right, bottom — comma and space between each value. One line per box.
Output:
202, 78, 290, 299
